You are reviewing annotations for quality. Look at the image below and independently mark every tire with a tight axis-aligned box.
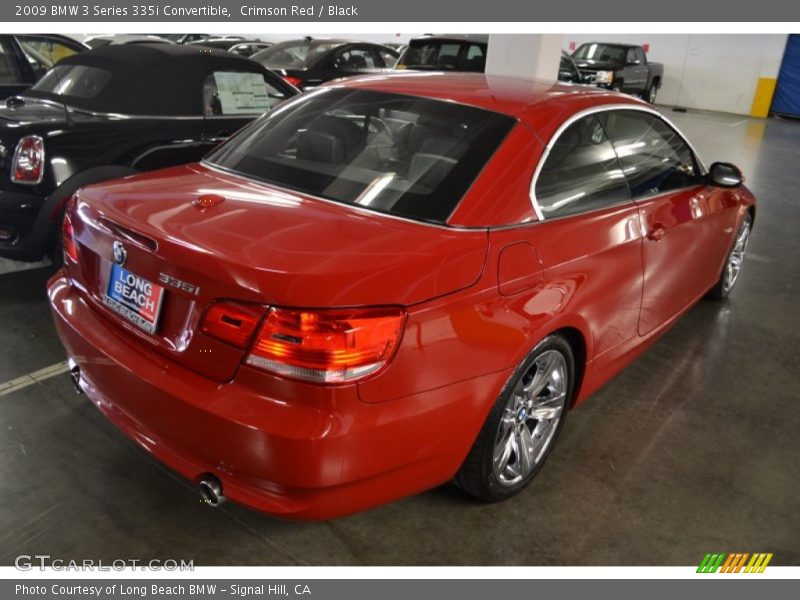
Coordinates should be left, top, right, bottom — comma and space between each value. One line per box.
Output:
643, 82, 658, 104
707, 214, 752, 300
46, 221, 64, 269
454, 334, 575, 502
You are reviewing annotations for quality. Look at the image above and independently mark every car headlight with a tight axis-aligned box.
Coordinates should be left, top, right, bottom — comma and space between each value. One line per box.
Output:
595, 71, 614, 84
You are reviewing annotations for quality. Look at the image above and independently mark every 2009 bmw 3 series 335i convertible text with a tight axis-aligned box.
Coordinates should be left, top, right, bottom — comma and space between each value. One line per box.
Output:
48, 73, 755, 520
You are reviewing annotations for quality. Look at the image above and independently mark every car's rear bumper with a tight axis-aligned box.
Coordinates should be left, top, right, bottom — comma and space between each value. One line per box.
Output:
48, 272, 508, 520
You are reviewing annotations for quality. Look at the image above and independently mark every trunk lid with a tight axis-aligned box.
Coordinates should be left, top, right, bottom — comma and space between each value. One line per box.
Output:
68, 162, 488, 381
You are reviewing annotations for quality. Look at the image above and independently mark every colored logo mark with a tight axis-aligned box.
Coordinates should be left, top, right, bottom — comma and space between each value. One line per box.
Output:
697, 552, 773, 573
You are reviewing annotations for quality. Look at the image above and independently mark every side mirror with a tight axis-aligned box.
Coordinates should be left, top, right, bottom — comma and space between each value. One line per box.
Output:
708, 162, 743, 188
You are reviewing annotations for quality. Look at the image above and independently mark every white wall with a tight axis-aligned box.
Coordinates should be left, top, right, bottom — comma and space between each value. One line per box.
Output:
564, 34, 788, 115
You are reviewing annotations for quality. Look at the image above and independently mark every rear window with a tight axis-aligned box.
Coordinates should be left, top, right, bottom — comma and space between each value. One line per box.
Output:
206, 88, 515, 224
31, 64, 112, 99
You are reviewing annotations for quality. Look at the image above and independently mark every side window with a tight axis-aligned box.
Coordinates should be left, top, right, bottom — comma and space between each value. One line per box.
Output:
335, 48, 378, 71
600, 111, 702, 198
0, 39, 23, 84
436, 43, 461, 69
203, 71, 286, 116
16, 35, 79, 80
378, 49, 398, 68
626, 48, 639, 64
535, 115, 630, 219
636, 48, 646, 64
463, 44, 486, 72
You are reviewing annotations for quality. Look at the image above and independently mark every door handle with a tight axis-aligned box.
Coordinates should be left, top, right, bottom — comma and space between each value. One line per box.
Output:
647, 223, 667, 241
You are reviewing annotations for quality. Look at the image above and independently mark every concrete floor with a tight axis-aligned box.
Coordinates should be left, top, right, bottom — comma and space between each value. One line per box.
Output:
0, 109, 798, 566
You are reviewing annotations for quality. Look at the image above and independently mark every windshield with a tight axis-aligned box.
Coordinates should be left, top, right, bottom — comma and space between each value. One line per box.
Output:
572, 43, 626, 64
29, 64, 112, 99
252, 41, 341, 69
207, 88, 515, 224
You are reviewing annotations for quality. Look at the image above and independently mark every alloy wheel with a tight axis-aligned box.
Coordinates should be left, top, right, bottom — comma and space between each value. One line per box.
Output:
492, 350, 568, 487
723, 218, 751, 293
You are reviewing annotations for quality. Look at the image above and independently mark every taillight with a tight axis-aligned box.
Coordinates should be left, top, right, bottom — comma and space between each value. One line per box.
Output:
246, 307, 406, 384
11, 135, 45, 185
200, 301, 263, 348
62, 209, 78, 263
283, 75, 303, 88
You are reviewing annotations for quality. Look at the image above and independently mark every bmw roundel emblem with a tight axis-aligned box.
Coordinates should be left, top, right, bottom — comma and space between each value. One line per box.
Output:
112, 241, 127, 266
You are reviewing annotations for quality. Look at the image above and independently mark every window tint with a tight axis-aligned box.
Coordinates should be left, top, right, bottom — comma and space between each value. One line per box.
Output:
635, 48, 646, 64
0, 39, 22, 84
626, 48, 638, 64
463, 44, 486, 72
16, 35, 79, 79
572, 43, 626, 64
335, 48, 377, 70
599, 111, 702, 198
207, 88, 515, 224
535, 115, 630, 219
31, 64, 111, 98
401, 41, 462, 69
203, 71, 286, 116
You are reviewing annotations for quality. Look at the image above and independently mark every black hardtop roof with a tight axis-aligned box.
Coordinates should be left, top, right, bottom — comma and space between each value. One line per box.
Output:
59, 42, 263, 70
27, 43, 267, 116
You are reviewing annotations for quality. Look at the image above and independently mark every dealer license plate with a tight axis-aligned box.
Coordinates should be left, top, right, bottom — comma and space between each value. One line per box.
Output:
104, 264, 165, 334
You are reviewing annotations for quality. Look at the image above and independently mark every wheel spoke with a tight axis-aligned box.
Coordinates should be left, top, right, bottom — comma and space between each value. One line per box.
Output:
493, 428, 515, 474
530, 392, 566, 420
517, 427, 535, 476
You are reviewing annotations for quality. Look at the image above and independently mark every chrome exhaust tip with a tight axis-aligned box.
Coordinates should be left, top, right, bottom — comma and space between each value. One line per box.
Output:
67, 358, 83, 395
198, 474, 225, 507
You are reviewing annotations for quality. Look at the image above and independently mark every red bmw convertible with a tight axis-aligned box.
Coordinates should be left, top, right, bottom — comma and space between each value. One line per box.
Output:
48, 73, 755, 519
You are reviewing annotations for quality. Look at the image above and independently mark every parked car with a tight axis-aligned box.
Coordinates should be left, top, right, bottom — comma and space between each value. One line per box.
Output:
396, 34, 488, 72
189, 38, 272, 57
559, 51, 585, 83
251, 38, 399, 89
85, 35, 175, 48
571, 42, 663, 103
0, 44, 297, 262
48, 73, 755, 519
0, 34, 88, 100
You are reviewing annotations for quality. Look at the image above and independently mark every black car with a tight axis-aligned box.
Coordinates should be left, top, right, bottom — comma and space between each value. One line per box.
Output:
559, 51, 585, 83
0, 34, 88, 100
189, 38, 272, 57
0, 44, 297, 262
251, 38, 399, 90
396, 34, 488, 72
